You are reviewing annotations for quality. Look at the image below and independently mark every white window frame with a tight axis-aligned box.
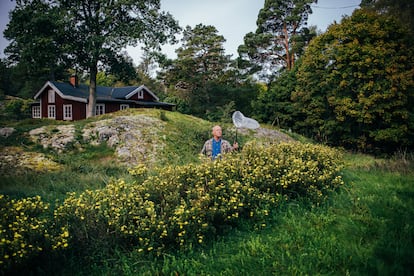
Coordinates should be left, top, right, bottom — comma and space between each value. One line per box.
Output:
32, 106, 41, 118
48, 105, 56, 119
120, 104, 129, 110
63, 104, 73, 120
95, 104, 105, 116
48, 89, 55, 103
138, 90, 144, 99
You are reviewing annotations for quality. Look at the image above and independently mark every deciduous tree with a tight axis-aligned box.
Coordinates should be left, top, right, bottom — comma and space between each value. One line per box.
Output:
251, 68, 297, 128
4, 0, 67, 97
4, 0, 180, 117
59, 0, 180, 117
293, 9, 414, 152
361, 0, 414, 35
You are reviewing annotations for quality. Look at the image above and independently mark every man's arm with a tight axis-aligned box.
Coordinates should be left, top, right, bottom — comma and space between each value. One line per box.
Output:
201, 139, 212, 155
222, 140, 238, 153
201, 142, 207, 155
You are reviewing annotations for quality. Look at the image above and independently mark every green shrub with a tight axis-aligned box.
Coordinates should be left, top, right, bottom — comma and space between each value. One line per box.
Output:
3, 98, 32, 120
1, 142, 344, 272
52, 142, 344, 257
0, 195, 68, 271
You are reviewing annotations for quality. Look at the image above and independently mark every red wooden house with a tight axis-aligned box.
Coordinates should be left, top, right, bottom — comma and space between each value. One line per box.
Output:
32, 76, 175, 121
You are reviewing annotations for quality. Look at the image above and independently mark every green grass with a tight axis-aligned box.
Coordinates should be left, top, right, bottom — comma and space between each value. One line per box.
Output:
0, 142, 133, 203
1, 110, 414, 275
50, 164, 413, 275
84, 155, 414, 275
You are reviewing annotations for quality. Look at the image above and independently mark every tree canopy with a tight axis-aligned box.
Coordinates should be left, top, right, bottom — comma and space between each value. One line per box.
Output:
161, 24, 229, 118
4, 0, 180, 116
293, 9, 414, 152
4, 0, 67, 97
361, 0, 414, 35
238, 0, 317, 81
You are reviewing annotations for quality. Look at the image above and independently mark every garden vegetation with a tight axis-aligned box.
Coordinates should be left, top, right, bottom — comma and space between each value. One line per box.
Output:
1, 140, 344, 273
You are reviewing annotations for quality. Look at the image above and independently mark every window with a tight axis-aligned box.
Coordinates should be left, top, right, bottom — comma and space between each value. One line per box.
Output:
63, 104, 72, 120
48, 105, 56, 119
95, 104, 105, 115
138, 90, 144, 99
48, 90, 55, 103
120, 104, 129, 110
32, 106, 41, 118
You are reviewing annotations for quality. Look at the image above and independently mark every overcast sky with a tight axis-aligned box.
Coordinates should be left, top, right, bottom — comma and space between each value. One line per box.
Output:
0, 0, 360, 65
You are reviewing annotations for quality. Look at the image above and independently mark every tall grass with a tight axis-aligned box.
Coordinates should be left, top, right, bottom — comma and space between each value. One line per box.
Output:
0, 143, 133, 203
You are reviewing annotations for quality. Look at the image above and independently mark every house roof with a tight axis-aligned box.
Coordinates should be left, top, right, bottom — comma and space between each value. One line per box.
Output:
34, 81, 163, 103
112, 85, 159, 101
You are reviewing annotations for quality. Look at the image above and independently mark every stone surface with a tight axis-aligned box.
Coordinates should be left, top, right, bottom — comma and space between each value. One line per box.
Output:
0, 127, 15, 137
29, 125, 76, 153
0, 146, 62, 175
236, 127, 294, 144
82, 115, 165, 166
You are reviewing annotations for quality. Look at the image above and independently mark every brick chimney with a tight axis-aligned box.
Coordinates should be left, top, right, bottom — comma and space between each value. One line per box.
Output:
69, 74, 78, 87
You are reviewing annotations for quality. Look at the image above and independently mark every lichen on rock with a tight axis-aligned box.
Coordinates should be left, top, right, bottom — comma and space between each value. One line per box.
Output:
82, 115, 166, 167
0, 146, 62, 175
29, 125, 77, 153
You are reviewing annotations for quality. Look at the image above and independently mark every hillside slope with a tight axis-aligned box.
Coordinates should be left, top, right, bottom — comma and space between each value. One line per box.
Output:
1, 109, 295, 174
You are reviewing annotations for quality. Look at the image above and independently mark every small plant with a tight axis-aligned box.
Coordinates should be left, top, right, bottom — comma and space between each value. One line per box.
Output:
3, 98, 32, 120
159, 110, 168, 122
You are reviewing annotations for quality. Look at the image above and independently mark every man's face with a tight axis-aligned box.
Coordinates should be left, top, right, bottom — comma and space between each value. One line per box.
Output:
212, 126, 222, 138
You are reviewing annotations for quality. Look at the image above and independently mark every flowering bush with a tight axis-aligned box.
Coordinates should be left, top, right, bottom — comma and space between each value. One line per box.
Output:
53, 142, 344, 256
53, 181, 162, 253
2, 142, 344, 270
241, 142, 344, 201
0, 195, 68, 271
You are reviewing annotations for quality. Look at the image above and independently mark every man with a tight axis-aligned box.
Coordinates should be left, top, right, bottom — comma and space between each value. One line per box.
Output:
201, 125, 238, 160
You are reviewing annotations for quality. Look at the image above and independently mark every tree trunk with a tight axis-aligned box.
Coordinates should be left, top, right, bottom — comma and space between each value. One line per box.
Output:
283, 22, 291, 71
87, 64, 98, 118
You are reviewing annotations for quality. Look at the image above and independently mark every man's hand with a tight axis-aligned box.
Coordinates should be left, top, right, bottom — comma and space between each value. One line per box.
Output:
232, 142, 239, 150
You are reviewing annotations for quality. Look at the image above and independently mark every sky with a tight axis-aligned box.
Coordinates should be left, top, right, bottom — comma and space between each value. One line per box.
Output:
0, 0, 360, 66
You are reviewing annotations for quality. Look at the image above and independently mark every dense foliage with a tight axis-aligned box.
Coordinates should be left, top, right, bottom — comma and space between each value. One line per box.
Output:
3, 1, 67, 98
159, 24, 260, 120
1, 142, 344, 273
252, 68, 297, 128
361, 0, 414, 35
0, 195, 69, 270
293, 9, 414, 152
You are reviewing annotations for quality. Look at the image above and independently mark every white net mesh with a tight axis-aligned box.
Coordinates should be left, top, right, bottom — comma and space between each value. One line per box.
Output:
232, 111, 260, 129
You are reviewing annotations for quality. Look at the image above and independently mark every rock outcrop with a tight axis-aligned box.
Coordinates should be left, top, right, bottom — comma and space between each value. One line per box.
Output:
0, 127, 15, 138
82, 115, 165, 166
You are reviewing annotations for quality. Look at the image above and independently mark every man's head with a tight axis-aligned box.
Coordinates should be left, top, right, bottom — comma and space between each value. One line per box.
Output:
212, 125, 222, 140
